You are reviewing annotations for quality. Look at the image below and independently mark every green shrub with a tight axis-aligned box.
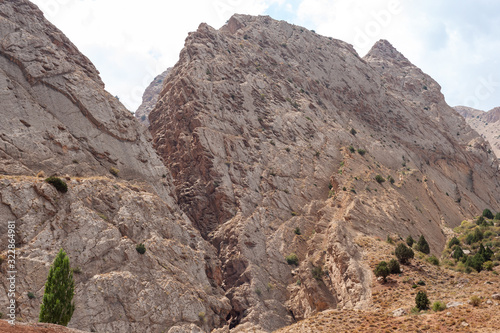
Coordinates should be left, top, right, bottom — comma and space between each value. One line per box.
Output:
374, 261, 390, 282
348, 146, 355, 153
109, 167, 120, 177
375, 175, 385, 184
350, 128, 357, 136
388, 259, 401, 274
483, 209, 494, 219
286, 253, 299, 266
386, 235, 394, 244
28, 292, 35, 299
426, 255, 439, 266
448, 236, 460, 248
45, 176, 68, 193
395, 243, 414, 264
311, 266, 324, 280
483, 261, 493, 271
357, 149, 366, 156
406, 235, 415, 247
294, 227, 301, 235
0, 312, 2, 319
136, 243, 146, 254
415, 291, 430, 311
465, 253, 484, 272
494, 212, 500, 220
417, 280, 426, 286
431, 300, 446, 312
387, 175, 395, 184
415, 235, 430, 254
470, 295, 481, 307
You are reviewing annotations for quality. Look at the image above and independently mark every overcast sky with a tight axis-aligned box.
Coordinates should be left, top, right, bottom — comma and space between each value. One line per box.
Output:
31, 0, 500, 113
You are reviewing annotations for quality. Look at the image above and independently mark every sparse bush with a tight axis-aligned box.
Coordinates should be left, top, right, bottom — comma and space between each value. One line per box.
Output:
395, 243, 414, 264
375, 175, 385, 184
476, 216, 486, 226
426, 255, 439, 266
136, 243, 146, 254
198, 311, 206, 323
448, 236, 460, 248
494, 212, 500, 220
415, 235, 430, 254
357, 149, 366, 156
28, 292, 35, 299
482, 209, 494, 219
286, 253, 299, 266
415, 291, 430, 311
255, 288, 262, 296
417, 280, 426, 286
388, 259, 401, 274
348, 146, 355, 153
386, 235, 394, 244
387, 175, 395, 184
294, 227, 301, 235
470, 295, 481, 307
431, 300, 446, 312
350, 128, 357, 136
45, 176, 68, 193
374, 261, 390, 282
109, 167, 120, 177
406, 235, 415, 247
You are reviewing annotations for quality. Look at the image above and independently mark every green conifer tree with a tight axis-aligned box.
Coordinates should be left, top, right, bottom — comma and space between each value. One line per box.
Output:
39, 249, 75, 326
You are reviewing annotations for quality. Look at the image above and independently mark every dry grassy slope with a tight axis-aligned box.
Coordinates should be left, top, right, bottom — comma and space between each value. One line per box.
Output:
149, 14, 500, 331
455, 106, 500, 159
275, 234, 500, 333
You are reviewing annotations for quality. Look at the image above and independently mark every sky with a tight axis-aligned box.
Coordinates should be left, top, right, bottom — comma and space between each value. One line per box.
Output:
30, 0, 500, 113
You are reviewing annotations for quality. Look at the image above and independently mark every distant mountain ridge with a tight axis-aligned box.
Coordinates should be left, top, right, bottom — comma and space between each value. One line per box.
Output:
455, 105, 500, 158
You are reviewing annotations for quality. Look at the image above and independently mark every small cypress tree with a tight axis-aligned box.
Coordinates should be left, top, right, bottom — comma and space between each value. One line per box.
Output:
395, 243, 414, 264
415, 291, 430, 311
447, 236, 460, 248
482, 208, 494, 219
388, 259, 401, 274
406, 235, 415, 247
452, 245, 464, 260
39, 249, 75, 326
415, 235, 430, 254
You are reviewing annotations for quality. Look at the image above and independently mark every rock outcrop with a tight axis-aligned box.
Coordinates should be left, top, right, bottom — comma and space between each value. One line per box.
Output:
150, 14, 500, 331
135, 69, 170, 125
0, 1, 230, 332
0, 0, 171, 201
455, 106, 500, 159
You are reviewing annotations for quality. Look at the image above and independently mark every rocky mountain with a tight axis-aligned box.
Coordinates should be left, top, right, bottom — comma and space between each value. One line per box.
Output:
150, 14, 500, 331
0, 1, 230, 332
455, 105, 500, 159
135, 69, 170, 126
2, 2, 500, 332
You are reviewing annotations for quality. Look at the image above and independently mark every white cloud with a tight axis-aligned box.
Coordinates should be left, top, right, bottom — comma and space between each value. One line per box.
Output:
30, 0, 500, 112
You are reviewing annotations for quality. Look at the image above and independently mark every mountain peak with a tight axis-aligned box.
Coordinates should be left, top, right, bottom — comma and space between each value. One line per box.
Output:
365, 39, 412, 66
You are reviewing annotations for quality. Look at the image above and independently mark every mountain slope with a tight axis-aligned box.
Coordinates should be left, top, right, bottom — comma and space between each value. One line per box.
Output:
0, 1, 230, 332
149, 14, 500, 331
455, 106, 500, 159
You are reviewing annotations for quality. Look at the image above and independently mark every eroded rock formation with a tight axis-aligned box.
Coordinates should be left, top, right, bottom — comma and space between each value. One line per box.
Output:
150, 14, 500, 331
135, 69, 170, 126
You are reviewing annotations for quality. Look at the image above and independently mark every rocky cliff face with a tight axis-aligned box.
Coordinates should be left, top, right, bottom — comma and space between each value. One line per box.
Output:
455, 106, 500, 159
135, 69, 170, 125
150, 14, 500, 331
0, 0, 172, 201
0, 1, 230, 332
